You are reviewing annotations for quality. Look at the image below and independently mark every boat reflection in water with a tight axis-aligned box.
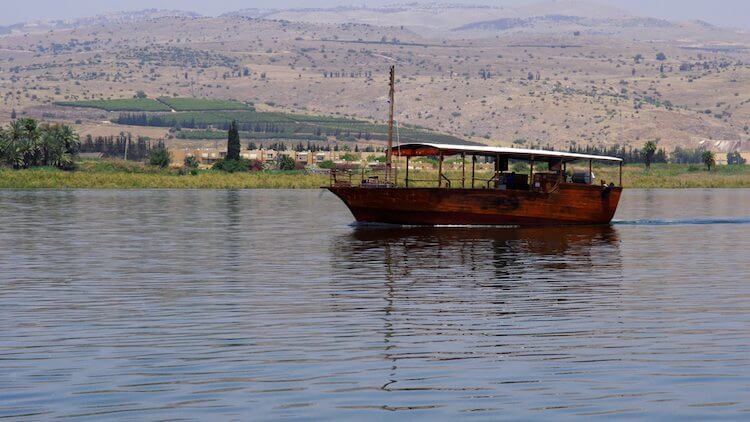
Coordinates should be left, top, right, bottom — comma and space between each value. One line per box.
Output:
341, 224, 621, 274
328, 225, 624, 404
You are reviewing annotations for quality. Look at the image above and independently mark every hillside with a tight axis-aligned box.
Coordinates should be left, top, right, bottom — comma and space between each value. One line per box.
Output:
0, 3, 749, 152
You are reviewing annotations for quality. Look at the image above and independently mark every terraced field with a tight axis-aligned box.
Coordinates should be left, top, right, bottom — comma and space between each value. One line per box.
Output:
157, 98, 251, 111
56, 97, 252, 112
55, 98, 171, 112
108, 108, 475, 145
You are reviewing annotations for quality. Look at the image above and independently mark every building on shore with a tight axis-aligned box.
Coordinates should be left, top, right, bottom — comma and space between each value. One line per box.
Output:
169, 147, 386, 169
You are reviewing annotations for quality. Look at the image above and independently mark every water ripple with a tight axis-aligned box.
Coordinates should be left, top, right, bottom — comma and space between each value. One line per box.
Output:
1, 189, 749, 419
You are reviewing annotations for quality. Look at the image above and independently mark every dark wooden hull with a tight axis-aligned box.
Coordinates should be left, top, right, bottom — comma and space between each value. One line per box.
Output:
327, 184, 622, 226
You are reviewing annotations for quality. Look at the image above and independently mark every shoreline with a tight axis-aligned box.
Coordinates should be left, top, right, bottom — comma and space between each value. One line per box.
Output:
2, 164, 750, 189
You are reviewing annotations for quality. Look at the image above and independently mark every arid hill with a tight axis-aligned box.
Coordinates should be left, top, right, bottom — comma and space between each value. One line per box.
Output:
1, 3, 748, 152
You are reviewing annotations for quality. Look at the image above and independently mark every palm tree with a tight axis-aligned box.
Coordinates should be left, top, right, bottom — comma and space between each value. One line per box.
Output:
1, 119, 79, 169
56, 124, 79, 169
18, 118, 41, 168
40, 124, 57, 166
0, 127, 7, 166
38, 124, 79, 168
4, 120, 26, 168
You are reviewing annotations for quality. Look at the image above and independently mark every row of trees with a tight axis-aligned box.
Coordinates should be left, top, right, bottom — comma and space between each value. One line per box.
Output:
248, 141, 379, 153
569, 141, 747, 167
568, 142, 668, 166
0, 119, 80, 169
80, 133, 165, 162
116, 113, 376, 142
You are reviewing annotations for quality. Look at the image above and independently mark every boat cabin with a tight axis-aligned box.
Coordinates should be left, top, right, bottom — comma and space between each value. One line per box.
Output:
333, 142, 623, 193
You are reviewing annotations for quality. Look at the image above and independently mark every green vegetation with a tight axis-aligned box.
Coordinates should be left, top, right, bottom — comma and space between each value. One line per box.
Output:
212, 158, 263, 173
0, 119, 80, 170
115, 110, 470, 145
55, 96, 472, 145
2, 122, 747, 189
727, 152, 747, 165
596, 163, 750, 188
642, 140, 657, 169
278, 155, 297, 171
55, 97, 251, 112
55, 98, 171, 112
158, 97, 251, 111
210, 121, 265, 173
148, 146, 172, 168
702, 151, 716, 171
318, 160, 335, 169
0, 166, 327, 189
226, 121, 241, 161
177, 129, 325, 141
2, 162, 748, 189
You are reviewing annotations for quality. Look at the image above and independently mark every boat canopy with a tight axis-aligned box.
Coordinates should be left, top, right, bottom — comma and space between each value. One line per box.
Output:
391, 143, 623, 163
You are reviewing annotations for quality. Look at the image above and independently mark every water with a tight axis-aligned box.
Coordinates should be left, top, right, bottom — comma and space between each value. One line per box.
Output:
1, 189, 749, 420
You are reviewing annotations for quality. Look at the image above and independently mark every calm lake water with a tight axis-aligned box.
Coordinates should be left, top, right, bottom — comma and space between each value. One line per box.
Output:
1, 189, 749, 420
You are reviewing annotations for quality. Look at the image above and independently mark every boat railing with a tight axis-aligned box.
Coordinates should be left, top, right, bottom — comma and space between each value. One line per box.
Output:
331, 166, 609, 193
439, 173, 452, 188
485, 173, 501, 189
330, 167, 396, 188
330, 168, 354, 187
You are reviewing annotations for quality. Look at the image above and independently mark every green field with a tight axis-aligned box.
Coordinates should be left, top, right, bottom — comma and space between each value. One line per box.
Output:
56, 97, 252, 112
55, 98, 171, 112
56, 96, 473, 145
157, 97, 251, 111
115, 111, 472, 144
177, 129, 326, 141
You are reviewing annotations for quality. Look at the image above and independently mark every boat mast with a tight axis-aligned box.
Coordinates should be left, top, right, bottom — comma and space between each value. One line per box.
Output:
386, 65, 395, 184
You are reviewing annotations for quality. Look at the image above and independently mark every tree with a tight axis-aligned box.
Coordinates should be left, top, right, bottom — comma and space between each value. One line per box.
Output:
318, 160, 335, 169
702, 151, 716, 171
656, 52, 667, 61
17, 119, 41, 169
149, 146, 172, 168
41, 123, 78, 169
226, 120, 241, 161
642, 140, 658, 169
134, 90, 147, 99
0, 119, 79, 169
633, 54, 643, 63
278, 154, 296, 170
10, 109, 16, 120
184, 155, 199, 170
727, 151, 747, 165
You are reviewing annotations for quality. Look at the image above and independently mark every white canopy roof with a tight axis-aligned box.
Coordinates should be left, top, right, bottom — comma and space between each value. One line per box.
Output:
391, 143, 623, 163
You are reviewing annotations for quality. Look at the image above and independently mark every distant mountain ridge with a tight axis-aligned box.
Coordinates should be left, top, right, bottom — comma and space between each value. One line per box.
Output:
453, 14, 673, 32
0, 2, 739, 38
0, 9, 201, 35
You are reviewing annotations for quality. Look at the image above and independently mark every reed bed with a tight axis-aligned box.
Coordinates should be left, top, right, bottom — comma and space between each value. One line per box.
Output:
0, 168, 329, 189
1, 164, 748, 189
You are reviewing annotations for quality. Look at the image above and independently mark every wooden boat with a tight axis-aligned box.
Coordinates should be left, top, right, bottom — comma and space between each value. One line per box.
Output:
326, 67, 623, 226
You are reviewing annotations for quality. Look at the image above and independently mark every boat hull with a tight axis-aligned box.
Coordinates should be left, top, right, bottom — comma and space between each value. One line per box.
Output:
327, 185, 622, 226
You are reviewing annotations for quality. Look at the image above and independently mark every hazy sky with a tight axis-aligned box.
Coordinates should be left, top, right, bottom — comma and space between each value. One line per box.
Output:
2, 0, 749, 29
